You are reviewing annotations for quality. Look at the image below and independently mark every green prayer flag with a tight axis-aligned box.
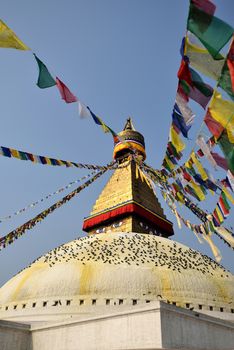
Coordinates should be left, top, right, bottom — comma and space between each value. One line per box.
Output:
221, 191, 231, 210
218, 132, 234, 173
187, 4, 234, 59
218, 62, 234, 101
33, 54, 56, 89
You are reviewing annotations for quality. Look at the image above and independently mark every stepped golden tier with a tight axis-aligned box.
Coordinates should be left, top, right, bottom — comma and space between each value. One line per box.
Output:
0, 119, 233, 324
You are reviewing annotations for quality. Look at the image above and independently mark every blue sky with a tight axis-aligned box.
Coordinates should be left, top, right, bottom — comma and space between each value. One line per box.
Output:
0, 0, 233, 286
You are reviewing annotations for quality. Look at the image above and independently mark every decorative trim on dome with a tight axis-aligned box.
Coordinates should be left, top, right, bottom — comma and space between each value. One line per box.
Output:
83, 201, 173, 235
113, 141, 146, 160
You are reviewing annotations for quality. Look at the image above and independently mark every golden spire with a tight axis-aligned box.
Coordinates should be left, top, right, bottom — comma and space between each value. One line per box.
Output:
113, 118, 146, 161
83, 120, 174, 237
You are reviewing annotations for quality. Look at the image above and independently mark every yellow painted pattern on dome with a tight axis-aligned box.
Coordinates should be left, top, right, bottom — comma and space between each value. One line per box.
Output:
9, 262, 45, 302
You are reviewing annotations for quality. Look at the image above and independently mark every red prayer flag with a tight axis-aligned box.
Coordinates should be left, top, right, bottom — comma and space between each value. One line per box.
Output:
177, 82, 189, 102
227, 39, 234, 91
183, 169, 192, 182
56, 77, 78, 103
213, 209, 221, 225
177, 60, 193, 87
204, 109, 224, 139
191, 0, 216, 16
219, 197, 229, 216
210, 151, 228, 170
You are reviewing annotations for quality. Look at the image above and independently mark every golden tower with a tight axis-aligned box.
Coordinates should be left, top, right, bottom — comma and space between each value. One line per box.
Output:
83, 119, 174, 237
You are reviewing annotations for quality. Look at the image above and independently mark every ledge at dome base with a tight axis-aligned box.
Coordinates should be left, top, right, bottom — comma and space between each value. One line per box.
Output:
0, 301, 234, 350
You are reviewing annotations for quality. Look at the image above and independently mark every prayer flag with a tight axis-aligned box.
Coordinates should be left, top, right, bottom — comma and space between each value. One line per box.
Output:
219, 39, 234, 100
218, 131, 234, 173
213, 209, 220, 226
0, 20, 29, 50
56, 77, 78, 103
202, 230, 222, 262
215, 205, 224, 223
223, 187, 234, 205
188, 67, 213, 108
215, 227, 234, 249
204, 109, 224, 139
191, 151, 208, 180
218, 200, 229, 218
187, 4, 233, 59
87, 107, 110, 133
177, 59, 193, 86
210, 152, 228, 171
190, 180, 206, 201
175, 93, 195, 125
184, 34, 224, 80
209, 91, 234, 143
219, 62, 234, 100
221, 191, 231, 211
172, 106, 191, 138
227, 39, 234, 91
196, 135, 217, 168
78, 101, 91, 118
227, 170, 234, 191
33, 54, 56, 89
169, 125, 185, 153
191, 0, 216, 16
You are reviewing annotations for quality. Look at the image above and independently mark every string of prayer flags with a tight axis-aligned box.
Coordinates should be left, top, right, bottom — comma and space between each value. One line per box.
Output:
87, 107, 110, 132
187, 3, 233, 59
0, 169, 107, 251
86, 106, 119, 141
56, 77, 78, 103
0, 19, 29, 50
209, 91, 234, 143
0, 145, 111, 170
219, 38, 234, 100
0, 170, 98, 223
33, 54, 56, 89
184, 34, 225, 81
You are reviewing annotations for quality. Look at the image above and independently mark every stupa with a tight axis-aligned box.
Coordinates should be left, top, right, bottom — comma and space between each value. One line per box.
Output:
0, 120, 234, 350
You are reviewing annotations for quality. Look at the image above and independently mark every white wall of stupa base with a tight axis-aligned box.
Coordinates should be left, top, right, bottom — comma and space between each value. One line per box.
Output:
0, 301, 234, 350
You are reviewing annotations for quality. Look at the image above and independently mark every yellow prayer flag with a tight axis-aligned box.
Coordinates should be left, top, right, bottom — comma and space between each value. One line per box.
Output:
222, 187, 234, 205
184, 35, 224, 81
177, 192, 185, 204
0, 20, 29, 50
169, 126, 185, 153
202, 232, 222, 262
190, 151, 208, 181
209, 91, 234, 143
165, 155, 175, 170
10, 149, 20, 159
215, 227, 234, 249
190, 180, 206, 201
216, 206, 224, 223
